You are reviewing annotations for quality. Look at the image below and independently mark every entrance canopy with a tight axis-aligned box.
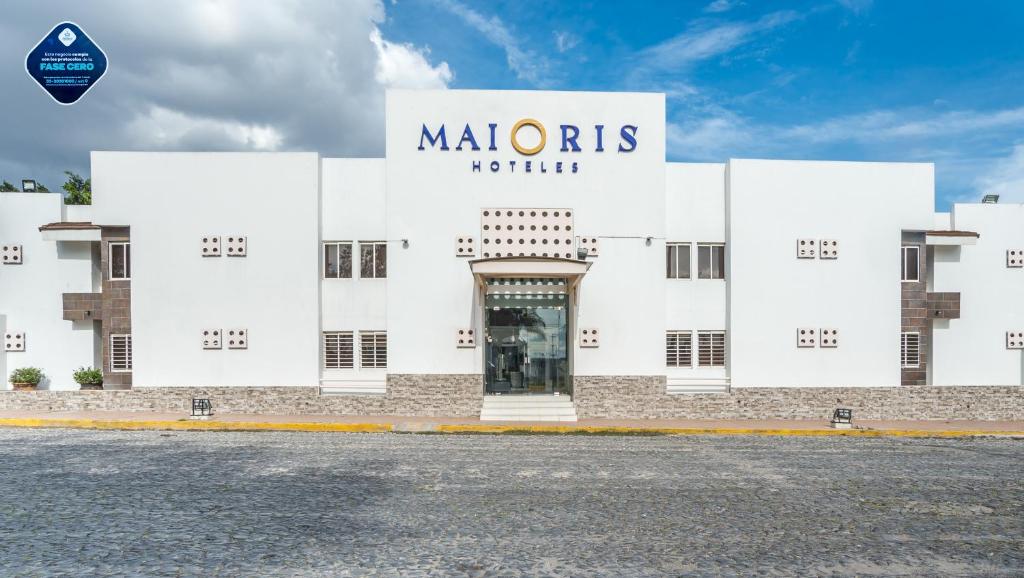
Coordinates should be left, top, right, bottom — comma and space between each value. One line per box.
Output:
468, 257, 592, 290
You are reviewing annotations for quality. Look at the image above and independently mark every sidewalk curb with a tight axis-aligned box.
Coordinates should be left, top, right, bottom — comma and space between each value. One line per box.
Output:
0, 418, 393, 433
1, 417, 1022, 438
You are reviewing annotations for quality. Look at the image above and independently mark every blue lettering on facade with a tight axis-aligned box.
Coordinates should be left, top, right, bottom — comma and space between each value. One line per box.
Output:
560, 125, 581, 152
455, 124, 480, 151
418, 124, 448, 150
420, 120, 638, 174
618, 125, 638, 152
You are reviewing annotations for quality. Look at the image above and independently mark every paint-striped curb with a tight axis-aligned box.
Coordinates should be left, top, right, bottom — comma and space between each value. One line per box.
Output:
435, 424, 1024, 437
0, 417, 1021, 437
0, 418, 392, 433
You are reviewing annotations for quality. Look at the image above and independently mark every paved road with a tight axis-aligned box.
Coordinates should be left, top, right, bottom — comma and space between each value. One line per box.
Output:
0, 429, 1021, 577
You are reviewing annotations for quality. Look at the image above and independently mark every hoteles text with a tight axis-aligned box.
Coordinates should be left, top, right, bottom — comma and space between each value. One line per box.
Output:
417, 119, 638, 175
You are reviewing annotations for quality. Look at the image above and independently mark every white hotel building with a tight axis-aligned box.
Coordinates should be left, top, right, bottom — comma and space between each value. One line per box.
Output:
1, 89, 1022, 420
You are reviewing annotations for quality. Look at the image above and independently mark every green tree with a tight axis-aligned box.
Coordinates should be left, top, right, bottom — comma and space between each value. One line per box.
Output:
62, 171, 91, 205
35, 182, 50, 192
0, 180, 17, 192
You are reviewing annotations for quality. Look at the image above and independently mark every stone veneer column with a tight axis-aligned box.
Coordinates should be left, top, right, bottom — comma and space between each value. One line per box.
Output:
901, 232, 928, 385
100, 227, 132, 389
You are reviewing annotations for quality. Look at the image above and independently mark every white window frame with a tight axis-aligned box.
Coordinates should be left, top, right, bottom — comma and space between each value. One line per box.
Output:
358, 241, 387, 279
666, 330, 693, 367
901, 332, 921, 369
697, 330, 726, 368
110, 334, 132, 372
322, 331, 355, 369
109, 241, 131, 280
697, 243, 726, 280
666, 243, 691, 280
323, 242, 353, 279
901, 245, 920, 282
359, 330, 387, 369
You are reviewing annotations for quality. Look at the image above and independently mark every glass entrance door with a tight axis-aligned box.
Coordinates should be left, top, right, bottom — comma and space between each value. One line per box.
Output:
484, 279, 569, 395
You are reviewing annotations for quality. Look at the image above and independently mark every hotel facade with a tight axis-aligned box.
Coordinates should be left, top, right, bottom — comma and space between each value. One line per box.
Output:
2, 90, 1022, 420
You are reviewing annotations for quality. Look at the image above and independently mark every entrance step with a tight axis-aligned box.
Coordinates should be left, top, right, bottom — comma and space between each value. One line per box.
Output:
480, 394, 578, 422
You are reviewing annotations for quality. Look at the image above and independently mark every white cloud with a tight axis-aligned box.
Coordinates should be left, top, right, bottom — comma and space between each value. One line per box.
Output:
0, 0, 452, 188
704, 0, 738, 14
781, 107, 1024, 144
123, 106, 284, 151
973, 144, 1024, 203
837, 0, 873, 15
554, 30, 580, 53
637, 11, 800, 72
370, 29, 453, 88
432, 0, 548, 84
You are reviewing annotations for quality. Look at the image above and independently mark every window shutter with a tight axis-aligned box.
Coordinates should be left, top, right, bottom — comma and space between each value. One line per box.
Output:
323, 332, 354, 369
697, 331, 726, 367
666, 331, 693, 367
901, 332, 920, 368
360, 331, 387, 369
110, 334, 132, 371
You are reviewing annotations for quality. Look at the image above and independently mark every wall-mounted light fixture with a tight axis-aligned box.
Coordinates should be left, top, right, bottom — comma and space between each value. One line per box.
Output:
21, 179, 36, 192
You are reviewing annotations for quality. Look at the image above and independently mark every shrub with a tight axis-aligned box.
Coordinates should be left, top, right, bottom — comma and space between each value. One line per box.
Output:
73, 367, 103, 385
10, 367, 45, 385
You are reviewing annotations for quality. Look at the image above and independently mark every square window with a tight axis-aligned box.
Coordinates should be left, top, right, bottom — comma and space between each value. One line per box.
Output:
666, 331, 693, 367
359, 242, 387, 279
109, 242, 130, 280
359, 331, 387, 368
323, 331, 354, 369
697, 244, 725, 279
666, 244, 691, 279
324, 242, 353, 279
110, 334, 132, 371
900, 332, 920, 368
697, 331, 726, 367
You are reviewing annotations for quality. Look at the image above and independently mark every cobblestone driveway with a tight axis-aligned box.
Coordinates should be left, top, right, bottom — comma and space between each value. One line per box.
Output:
0, 429, 1021, 577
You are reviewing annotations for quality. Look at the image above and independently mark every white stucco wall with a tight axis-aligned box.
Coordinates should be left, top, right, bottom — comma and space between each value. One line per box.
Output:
90, 152, 321, 387
931, 203, 1024, 385
727, 159, 935, 387
0, 193, 95, 389
665, 163, 728, 381
320, 158, 387, 384
385, 89, 666, 377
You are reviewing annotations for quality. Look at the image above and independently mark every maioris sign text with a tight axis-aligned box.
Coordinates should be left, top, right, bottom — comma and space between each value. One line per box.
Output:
417, 119, 638, 175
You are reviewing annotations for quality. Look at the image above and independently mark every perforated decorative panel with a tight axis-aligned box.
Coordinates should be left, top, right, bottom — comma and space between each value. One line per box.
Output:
577, 236, 600, 257
226, 328, 247, 349
201, 236, 221, 257
1008, 249, 1023, 268
580, 328, 599, 348
480, 208, 574, 259
819, 239, 839, 259
456, 328, 476, 348
4, 331, 25, 352
797, 328, 817, 347
1007, 331, 1024, 349
225, 236, 247, 257
202, 328, 222, 349
820, 328, 839, 348
455, 236, 476, 257
796, 239, 816, 259
1, 244, 22, 264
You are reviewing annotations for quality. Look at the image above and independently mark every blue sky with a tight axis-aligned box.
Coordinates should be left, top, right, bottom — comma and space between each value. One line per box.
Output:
380, 0, 1024, 208
2, 0, 1022, 208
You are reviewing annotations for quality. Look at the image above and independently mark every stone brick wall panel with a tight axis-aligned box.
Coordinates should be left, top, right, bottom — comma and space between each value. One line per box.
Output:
0, 374, 484, 417
572, 376, 1024, 420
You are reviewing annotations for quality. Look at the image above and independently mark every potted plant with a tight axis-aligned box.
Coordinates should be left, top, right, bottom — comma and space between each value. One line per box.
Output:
10, 367, 45, 391
73, 367, 103, 391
